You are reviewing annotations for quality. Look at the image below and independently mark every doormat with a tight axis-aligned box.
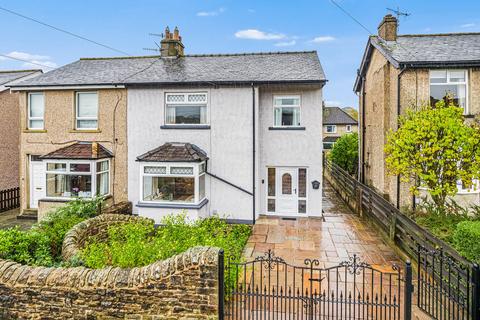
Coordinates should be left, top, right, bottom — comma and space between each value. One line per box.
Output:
281, 217, 297, 221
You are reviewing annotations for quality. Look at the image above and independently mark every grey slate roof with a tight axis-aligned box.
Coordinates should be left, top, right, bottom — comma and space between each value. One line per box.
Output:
323, 107, 357, 125
137, 143, 208, 162
11, 51, 326, 87
0, 70, 41, 86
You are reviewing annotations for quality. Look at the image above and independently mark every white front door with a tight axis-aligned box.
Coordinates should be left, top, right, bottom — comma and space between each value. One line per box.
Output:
276, 167, 298, 214
30, 157, 45, 209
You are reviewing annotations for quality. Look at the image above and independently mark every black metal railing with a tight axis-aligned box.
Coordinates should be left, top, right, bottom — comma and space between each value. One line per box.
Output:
324, 159, 480, 320
0, 187, 20, 213
221, 249, 410, 320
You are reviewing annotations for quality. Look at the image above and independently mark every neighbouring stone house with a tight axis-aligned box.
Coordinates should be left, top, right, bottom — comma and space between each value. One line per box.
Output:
0, 70, 42, 190
10, 27, 326, 223
322, 106, 358, 149
354, 14, 480, 209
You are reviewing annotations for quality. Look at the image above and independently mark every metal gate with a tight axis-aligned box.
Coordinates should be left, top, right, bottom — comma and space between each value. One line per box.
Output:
221, 250, 412, 320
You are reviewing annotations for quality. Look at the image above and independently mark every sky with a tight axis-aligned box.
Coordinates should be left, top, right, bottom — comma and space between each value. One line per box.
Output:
1, 0, 480, 108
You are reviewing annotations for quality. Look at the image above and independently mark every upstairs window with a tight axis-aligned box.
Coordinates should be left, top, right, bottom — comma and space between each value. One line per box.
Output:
28, 92, 44, 129
274, 96, 301, 127
76, 92, 98, 130
325, 125, 337, 133
346, 125, 352, 133
165, 92, 208, 125
430, 70, 467, 113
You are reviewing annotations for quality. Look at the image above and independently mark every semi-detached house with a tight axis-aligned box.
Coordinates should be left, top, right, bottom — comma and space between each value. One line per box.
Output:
10, 28, 326, 223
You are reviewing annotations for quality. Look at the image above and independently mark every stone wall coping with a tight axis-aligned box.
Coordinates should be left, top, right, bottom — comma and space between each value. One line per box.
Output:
0, 246, 220, 289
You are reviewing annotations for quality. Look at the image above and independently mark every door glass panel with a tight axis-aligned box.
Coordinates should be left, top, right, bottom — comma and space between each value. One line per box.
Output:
298, 200, 306, 213
268, 199, 275, 212
268, 168, 275, 197
298, 168, 307, 198
282, 173, 292, 195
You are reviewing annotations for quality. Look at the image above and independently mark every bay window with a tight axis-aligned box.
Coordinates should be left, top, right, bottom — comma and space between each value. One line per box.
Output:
141, 162, 206, 204
45, 159, 109, 199
430, 70, 468, 113
165, 92, 208, 125
28, 92, 44, 129
274, 96, 301, 127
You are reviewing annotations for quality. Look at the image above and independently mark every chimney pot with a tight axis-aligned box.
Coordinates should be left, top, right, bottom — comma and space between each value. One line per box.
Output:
160, 26, 185, 57
378, 14, 398, 41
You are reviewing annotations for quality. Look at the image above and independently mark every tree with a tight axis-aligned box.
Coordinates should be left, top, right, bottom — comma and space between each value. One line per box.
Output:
330, 132, 359, 175
384, 100, 480, 207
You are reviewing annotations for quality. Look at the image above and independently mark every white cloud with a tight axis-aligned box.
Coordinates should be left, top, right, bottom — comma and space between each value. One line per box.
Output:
0, 51, 57, 70
235, 29, 286, 40
274, 40, 296, 47
461, 23, 476, 28
197, 7, 225, 17
310, 36, 335, 43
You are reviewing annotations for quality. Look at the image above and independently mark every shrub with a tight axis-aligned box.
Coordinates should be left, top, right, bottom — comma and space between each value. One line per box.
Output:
453, 221, 480, 263
330, 132, 358, 175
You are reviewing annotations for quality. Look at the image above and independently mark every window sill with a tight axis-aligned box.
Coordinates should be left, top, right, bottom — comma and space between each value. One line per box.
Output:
136, 198, 208, 209
160, 125, 211, 130
69, 129, 102, 133
23, 129, 47, 133
464, 114, 475, 119
268, 127, 306, 131
38, 195, 111, 203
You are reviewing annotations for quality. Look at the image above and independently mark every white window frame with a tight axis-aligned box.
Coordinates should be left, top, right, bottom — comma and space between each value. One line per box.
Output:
457, 179, 480, 195
44, 159, 110, 200
75, 91, 99, 130
139, 161, 207, 205
265, 166, 308, 215
28, 92, 45, 130
273, 95, 301, 127
96, 160, 110, 196
164, 92, 209, 126
429, 69, 469, 114
346, 125, 352, 133
325, 125, 337, 133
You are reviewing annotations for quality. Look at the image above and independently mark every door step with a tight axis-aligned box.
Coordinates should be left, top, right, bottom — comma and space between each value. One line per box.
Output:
17, 210, 38, 221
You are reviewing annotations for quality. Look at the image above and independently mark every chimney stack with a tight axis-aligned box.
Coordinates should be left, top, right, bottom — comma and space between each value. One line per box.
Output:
378, 14, 397, 41
92, 142, 99, 159
161, 26, 185, 57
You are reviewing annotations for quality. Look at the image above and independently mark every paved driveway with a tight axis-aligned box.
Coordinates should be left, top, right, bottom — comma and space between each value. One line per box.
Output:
243, 179, 400, 270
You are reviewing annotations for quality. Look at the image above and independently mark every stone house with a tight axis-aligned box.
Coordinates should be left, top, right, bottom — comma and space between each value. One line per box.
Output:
10, 27, 326, 223
322, 106, 358, 149
354, 14, 480, 209
0, 70, 42, 190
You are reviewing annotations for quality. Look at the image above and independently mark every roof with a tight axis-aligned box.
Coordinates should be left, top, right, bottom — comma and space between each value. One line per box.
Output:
323, 136, 340, 143
0, 70, 42, 86
39, 142, 113, 160
136, 143, 208, 162
354, 32, 480, 92
323, 107, 358, 125
10, 51, 326, 88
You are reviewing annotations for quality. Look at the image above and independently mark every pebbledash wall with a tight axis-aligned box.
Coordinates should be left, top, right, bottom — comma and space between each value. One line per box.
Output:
0, 245, 220, 319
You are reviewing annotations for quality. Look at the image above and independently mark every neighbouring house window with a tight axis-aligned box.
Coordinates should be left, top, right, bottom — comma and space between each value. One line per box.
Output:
274, 96, 301, 127
325, 125, 336, 133
430, 70, 467, 113
28, 92, 44, 129
76, 92, 98, 129
165, 93, 208, 125
141, 162, 206, 204
298, 168, 307, 213
346, 125, 352, 133
323, 142, 333, 150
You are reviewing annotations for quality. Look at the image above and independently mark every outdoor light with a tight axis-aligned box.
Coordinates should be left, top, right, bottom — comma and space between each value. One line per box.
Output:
312, 180, 320, 189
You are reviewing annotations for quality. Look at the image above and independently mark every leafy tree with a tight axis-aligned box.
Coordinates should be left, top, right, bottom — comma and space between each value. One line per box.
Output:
385, 100, 480, 207
330, 132, 359, 175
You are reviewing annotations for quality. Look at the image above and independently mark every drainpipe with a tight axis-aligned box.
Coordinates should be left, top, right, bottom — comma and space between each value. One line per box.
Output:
360, 74, 366, 184
252, 84, 256, 224
396, 67, 407, 209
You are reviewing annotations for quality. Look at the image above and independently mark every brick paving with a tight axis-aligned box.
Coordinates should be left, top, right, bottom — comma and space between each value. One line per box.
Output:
244, 179, 401, 270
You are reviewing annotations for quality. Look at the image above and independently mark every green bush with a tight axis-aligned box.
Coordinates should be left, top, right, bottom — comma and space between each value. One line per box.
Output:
0, 197, 102, 266
330, 132, 358, 175
453, 221, 480, 263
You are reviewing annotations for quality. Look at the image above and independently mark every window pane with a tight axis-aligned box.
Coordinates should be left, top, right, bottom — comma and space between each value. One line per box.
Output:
47, 163, 66, 171
168, 105, 204, 124
77, 120, 98, 129
29, 93, 44, 117
70, 163, 90, 172
298, 168, 307, 198
298, 200, 306, 213
143, 176, 194, 202
274, 97, 300, 106
430, 70, 447, 84
170, 167, 194, 175
96, 172, 109, 195
144, 166, 166, 174
96, 160, 109, 172
280, 107, 300, 126
430, 84, 466, 109
166, 94, 185, 103
282, 173, 292, 195
199, 174, 205, 200
268, 199, 275, 212
77, 93, 98, 117
46, 174, 92, 198
449, 70, 465, 83
268, 168, 275, 197
188, 93, 207, 103
29, 120, 44, 129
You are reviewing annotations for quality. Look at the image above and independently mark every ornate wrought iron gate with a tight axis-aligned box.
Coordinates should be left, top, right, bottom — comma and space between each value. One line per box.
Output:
222, 250, 412, 320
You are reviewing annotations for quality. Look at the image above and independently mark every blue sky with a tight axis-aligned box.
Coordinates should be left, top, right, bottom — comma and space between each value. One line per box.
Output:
1, 0, 480, 108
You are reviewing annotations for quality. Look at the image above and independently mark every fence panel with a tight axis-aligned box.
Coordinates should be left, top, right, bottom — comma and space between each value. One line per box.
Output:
0, 187, 20, 213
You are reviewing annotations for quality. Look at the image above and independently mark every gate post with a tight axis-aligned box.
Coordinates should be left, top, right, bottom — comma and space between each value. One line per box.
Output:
472, 263, 480, 320
218, 249, 225, 320
404, 260, 413, 320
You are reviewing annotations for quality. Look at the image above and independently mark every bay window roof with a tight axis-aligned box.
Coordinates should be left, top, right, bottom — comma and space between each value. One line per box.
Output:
39, 142, 113, 160
136, 143, 208, 162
